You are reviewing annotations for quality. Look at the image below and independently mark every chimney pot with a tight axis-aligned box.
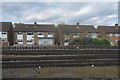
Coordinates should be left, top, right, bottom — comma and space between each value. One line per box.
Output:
34, 22, 37, 25
76, 23, 79, 25
76, 23, 79, 28
115, 23, 118, 26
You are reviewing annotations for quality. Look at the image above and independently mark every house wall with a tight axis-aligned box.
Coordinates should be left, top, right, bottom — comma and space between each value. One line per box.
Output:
0, 31, 9, 46
107, 33, 120, 46
59, 31, 99, 45
13, 31, 56, 45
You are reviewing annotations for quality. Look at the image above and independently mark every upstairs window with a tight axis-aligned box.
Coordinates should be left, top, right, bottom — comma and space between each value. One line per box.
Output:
18, 32, 22, 35
37, 32, 44, 35
108, 33, 113, 36
48, 32, 53, 37
48, 32, 53, 35
115, 33, 120, 37
65, 33, 70, 35
115, 33, 118, 37
73, 32, 79, 35
1, 38, 7, 42
65, 39, 69, 42
2, 32, 7, 34
27, 32, 33, 35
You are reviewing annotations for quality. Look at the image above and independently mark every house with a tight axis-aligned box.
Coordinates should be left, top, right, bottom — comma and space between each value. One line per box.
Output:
13, 22, 57, 46
97, 24, 120, 46
58, 23, 99, 45
0, 22, 13, 46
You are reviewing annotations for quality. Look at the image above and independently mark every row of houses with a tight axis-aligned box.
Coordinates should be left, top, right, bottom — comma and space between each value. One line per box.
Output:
0, 22, 120, 46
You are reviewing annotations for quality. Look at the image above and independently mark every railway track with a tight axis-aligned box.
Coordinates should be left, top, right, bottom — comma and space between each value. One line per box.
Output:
2, 50, 119, 69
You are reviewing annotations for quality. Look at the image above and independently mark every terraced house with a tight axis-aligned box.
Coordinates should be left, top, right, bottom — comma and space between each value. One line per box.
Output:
0, 22, 13, 46
13, 22, 57, 46
1, 22, 119, 46
58, 23, 99, 45
97, 24, 120, 46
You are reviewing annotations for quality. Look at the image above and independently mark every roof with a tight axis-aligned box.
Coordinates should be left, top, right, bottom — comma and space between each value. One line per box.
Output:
13, 23, 56, 32
97, 25, 119, 33
0, 22, 12, 31
58, 24, 99, 33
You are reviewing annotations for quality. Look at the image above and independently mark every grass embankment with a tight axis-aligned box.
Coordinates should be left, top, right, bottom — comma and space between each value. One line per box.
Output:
2, 66, 119, 78
36, 66, 119, 78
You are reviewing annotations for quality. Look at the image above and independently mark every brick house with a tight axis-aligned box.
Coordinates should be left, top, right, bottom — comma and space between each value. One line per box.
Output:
97, 24, 120, 46
0, 22, 13, 46
58, 23, 99, 45
13, 22, 57, 46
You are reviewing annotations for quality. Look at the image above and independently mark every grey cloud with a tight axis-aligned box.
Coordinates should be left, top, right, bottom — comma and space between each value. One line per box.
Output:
1, 2, 118, 26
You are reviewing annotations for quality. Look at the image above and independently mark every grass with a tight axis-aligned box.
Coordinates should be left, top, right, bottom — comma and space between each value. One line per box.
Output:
35, 66, 119, 78
3, 66, 119, 78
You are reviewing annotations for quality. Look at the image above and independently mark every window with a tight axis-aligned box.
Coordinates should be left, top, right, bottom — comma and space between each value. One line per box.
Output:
48, 32, 53, 37
118, 33, 120, 37
115, 33, 120, 37
109, 33, 113, 36
18, 39, 23, 42
18, 32, 22, 35
2, 32, 7, 34
92, 33, 97, 38
115, 33, 118, 37
115, 40, 118, 43
73, 32, 79, 35
65, 33, 70, 40
27, 32, 33, 35
27, 40, 33, 42
48, 32, 53, 35
47, 39, 53, 45
37, 32, 44, 37
38, 39, 44, 45
37, 32, 44, 35
65, 33, 69, 35
65, 40, 69, 42
1, 38, 7, 42
38, 39, 53, 45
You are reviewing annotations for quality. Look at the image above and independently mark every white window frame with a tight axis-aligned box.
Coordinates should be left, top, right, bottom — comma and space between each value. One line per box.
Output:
109, 33, 113, 36
37, 32, 44, 37
27, 32, 34, 44
1, 38, 7, 42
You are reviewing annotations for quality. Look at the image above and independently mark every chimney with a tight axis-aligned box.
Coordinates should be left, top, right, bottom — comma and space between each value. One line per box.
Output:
76, 23, 79, 26
76, 23, 79, 28
34, 22, 37, 28
34, 22, 37, 25
115, 23, 118, 27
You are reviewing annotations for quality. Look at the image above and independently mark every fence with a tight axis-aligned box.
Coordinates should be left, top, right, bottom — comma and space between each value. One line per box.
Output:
1, 45, 118, 50
1, 45, 118, 55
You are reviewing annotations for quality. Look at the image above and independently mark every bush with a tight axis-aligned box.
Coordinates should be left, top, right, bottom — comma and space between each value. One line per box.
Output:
69, 37, 111, 46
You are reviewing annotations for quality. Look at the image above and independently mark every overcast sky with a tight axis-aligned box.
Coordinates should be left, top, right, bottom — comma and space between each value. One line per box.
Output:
1, 2, 118, 26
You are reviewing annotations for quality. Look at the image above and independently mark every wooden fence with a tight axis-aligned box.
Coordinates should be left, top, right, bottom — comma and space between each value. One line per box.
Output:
1, 45, 119, 55
1, 45, 118, 50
